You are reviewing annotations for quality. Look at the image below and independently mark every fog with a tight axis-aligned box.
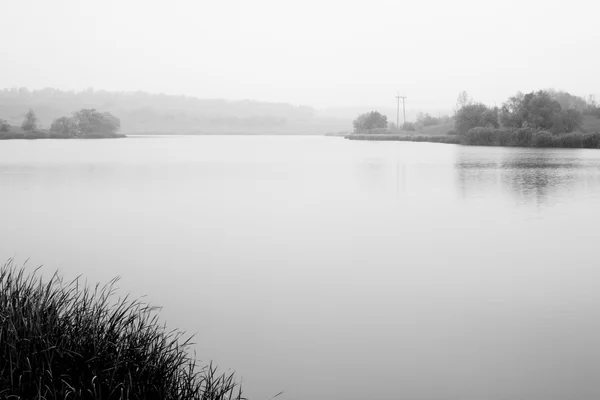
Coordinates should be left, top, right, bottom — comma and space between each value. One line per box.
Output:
1, 0, 598, 112
2, 1, 600, 399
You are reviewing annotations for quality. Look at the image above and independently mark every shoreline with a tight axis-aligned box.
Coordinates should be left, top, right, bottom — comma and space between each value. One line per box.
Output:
0, 133, 127, 140
345, 129, 600, 149
346, 133, 460, 144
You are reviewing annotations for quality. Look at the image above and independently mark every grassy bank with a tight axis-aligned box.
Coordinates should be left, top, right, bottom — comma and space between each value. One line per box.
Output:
346, 133, 460, 144
346, 128, 600, 149
0, 261, 243, 400
461, 128, 600, 148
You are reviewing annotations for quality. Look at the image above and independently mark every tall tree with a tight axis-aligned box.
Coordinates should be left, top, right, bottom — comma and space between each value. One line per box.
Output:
0, 119, 9, 132
455, 91, 471, 112
21, 109, 37, 131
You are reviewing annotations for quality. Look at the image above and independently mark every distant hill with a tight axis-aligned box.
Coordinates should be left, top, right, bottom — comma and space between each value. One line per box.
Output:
0, 88, 350, 135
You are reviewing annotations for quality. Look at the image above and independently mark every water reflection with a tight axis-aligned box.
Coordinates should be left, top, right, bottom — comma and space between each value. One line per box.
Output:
456, 148, 600, 208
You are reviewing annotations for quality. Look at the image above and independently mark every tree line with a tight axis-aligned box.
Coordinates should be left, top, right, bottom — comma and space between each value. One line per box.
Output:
350, 89, 600, 136
453, 90, 600, 135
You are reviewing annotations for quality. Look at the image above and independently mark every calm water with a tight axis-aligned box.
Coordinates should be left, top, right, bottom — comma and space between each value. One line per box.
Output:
2, 136, 600, 400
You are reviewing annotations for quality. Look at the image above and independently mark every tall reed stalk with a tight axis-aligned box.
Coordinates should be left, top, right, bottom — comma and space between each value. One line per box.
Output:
0, 260, 244, 400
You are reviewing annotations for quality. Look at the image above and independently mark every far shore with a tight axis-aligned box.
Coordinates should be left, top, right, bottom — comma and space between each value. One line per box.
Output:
0, 132, 126, 140
346, 133, 459, 144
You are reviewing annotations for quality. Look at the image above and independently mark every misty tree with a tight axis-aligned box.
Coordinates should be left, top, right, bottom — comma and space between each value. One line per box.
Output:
72, 109, 120, 135
546, 89, 587, 113
403, 122, 416, 131
0, 119, 9, 132
498, 92, 526, 128
455, 103, 499, 134
21, 109, 38, 131
50, 116, 77, 137
499, 90, 583, 133
352, 111, 387, 132
551, 108, 584, 133
455, 91, 471, 112
416, 112, 448, 127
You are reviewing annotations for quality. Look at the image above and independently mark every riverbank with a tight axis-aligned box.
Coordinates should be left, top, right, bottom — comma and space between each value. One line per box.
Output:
346, 128, 600, 149
346, 133, 460, 144
0, 131, 126, 139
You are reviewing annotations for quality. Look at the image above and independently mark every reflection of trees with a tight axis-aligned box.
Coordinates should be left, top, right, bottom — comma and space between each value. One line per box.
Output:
456, 148, 600, 207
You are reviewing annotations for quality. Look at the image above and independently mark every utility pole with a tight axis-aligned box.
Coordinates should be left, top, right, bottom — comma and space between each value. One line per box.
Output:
396, 92, 401, 132
400, 94, 407, 128
396, 92, 407, 130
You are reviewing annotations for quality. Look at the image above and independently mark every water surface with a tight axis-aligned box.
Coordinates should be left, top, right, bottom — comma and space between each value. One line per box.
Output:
1, 136, 600, 400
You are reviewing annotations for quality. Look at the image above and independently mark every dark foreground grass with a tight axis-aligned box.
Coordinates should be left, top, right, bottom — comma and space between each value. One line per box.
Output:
346, 128, 600, 149
0, 261, 244, 400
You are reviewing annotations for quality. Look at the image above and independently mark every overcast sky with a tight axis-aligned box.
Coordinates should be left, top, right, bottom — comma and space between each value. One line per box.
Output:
1, 0, 598, 111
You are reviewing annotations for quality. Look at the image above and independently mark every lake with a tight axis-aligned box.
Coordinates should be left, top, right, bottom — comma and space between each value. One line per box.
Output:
2, 135, 600, 400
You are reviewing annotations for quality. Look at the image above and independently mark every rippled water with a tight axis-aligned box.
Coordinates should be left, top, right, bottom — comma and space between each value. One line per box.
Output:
2, 136, 600, 400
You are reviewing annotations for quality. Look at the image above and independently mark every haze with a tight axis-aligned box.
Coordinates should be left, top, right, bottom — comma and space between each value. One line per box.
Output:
1, 0, 598, 111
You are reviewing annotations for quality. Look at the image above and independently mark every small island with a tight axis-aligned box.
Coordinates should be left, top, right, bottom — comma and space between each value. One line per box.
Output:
0, 108, 125, 139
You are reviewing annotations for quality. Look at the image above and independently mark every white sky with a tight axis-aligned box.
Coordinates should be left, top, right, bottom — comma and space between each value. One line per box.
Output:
1, 0, 598, 111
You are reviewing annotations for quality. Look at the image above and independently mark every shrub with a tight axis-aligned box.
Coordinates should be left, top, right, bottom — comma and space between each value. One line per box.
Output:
0, 261, 244, 400
403, 122, 416, 131
531, 130, 555, 147
581, 133, 600, 148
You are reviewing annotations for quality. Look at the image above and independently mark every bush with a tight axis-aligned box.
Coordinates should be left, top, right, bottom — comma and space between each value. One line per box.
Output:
531, 130, 554, 147
403, 122, 416, 131
0, 261, 244, 400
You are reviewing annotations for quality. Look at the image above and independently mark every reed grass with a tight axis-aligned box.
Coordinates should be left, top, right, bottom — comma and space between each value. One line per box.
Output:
346, 129, 600, 149
0, 260, 244, 400
462, 128, 600, 148
345, 134, 460, 144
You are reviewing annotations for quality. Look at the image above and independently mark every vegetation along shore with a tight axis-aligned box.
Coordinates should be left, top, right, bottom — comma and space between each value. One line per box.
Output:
0, 261, 243, 399
0, 108, 124, 139
346, 89, 600, 149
